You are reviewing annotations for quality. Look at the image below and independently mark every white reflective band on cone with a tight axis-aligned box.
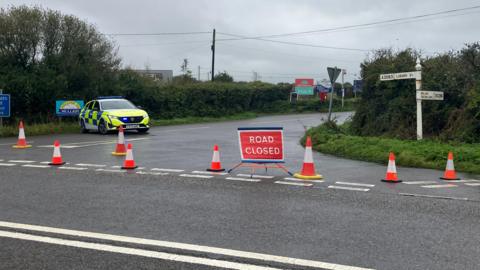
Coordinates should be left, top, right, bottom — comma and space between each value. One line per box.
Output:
118, 131, 125, 144
19, 128, 26, 139
212, 151, 220, 162
126, 149, 134, 160
387, 160, 397, 173
53, 146, 61, 157
303, 146, 314, 163
446, 159, 455, 170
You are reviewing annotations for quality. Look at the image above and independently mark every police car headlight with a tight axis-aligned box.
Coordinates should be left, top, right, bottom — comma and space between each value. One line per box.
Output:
109, 115, 119, 120
143, 114, 149, 118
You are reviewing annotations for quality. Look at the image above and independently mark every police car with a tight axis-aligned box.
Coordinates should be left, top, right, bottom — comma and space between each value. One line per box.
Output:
79, 97, 150, 134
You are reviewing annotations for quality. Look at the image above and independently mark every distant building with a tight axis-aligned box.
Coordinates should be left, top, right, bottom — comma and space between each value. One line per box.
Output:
134, 69, 173, 82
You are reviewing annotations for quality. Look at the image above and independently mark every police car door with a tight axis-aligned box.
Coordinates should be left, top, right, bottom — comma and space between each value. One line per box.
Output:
90, 101, 101, 129
81, 101, 93, 130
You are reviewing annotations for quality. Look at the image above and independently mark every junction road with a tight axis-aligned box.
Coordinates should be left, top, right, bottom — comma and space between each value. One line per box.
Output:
0, 112, 479, 269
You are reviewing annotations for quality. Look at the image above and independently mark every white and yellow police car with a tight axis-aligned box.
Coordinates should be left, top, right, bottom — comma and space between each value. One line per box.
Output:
79, 97, 150, 134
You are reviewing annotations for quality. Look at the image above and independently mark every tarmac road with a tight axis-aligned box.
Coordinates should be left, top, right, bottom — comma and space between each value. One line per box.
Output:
0, 112, 479, 269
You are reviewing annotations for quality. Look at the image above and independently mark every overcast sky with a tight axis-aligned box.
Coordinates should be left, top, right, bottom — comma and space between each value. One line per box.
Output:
3, 0, 480, 83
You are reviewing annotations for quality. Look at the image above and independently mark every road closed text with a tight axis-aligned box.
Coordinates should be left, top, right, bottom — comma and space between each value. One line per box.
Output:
238, 128, 284, 162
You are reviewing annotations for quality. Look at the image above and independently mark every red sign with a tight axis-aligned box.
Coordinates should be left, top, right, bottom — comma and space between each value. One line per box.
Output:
295, 78, 314, 87
237, 127, 284, 163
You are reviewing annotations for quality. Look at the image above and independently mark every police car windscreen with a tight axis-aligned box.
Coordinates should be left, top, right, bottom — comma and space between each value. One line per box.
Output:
101, 100, 137, 110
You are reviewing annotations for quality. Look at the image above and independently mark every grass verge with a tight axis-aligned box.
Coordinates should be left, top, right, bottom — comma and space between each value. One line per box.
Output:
305, 121, 480, 175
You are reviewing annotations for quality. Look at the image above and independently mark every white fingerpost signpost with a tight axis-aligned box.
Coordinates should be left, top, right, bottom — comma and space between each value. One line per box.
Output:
379, 58, 443, 140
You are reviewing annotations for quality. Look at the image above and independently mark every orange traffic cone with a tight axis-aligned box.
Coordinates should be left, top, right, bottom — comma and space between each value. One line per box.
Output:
440, 152, 460, 180
381, 152, 401, 183
207, 144, 225, 172
293, 136, 322, 179
121, 143, 137, 169
12, 121, 32, 149
49, 140, 66, 166
112, 126, 127, 156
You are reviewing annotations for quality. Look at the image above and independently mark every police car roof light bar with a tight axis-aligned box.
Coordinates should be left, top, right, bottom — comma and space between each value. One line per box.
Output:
97, 96, 124, 100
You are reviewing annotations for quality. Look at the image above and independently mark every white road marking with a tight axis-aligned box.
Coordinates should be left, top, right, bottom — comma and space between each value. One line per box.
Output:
399, 193, 468, 201
37, 138, 148, 149
191, 170, 228, 176
0, 163, 16, 166
335, 181, 375, 187
75, 163, 107, 167
40, 161, 51, 164
0, 221, 374, 270
225, 177, 261, 182
236, 174, 274, 179
96, 169, 125, 173
283, 177, 324, 183
328, 185, 370, 192
179, 174, 213, 179
444, 179, 479, 183
0, 230, 280, 270
275, 181, 313, 187
59, 167, 88, 171
0, 159, 3, 162
402, 181, 438, 185
8, 160, 36, 163
21, 164, 50, 168
151, 168, 184, 173
421, 184, 457, 188
136, 171, 169, 176
137, 167, 146, 170
464, 183, 480, 186
111, 165, 121, 168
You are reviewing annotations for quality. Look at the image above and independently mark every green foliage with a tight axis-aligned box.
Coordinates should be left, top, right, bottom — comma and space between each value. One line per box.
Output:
214, 71, 234, 82
352, 44, 480, 142
307, 121, 480, 174
0, 5, 120, 123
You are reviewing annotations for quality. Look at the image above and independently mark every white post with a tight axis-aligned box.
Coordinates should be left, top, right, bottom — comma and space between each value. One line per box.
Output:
415, 58, 422, 140
341, 69, 346, 108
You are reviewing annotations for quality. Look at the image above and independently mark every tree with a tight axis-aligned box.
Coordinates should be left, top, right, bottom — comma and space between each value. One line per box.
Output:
214, 71, 234, 82
0, 5, 120, 121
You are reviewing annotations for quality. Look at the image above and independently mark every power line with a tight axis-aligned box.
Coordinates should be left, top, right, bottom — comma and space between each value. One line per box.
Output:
217, 32, 369, 52
216, 5, 480, 41
105, 31, 211, 36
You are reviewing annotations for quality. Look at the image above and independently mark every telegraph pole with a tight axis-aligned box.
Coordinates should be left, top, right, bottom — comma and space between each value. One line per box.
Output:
198, 66, 201, 81
211, 28, 216, 82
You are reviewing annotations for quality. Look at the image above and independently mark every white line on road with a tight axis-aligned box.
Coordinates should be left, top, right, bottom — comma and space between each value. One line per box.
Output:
443, 179, 480, 183
335, 181, 375, 187
96, 169, 125, 173
40, 161, 51, 164
151, 168, 184, 173
75, 163, 107, 168
0, 230, 280, 270
191, 170, 228, 176
283, 177, 324, 183
399, 193, 468, 201
328, 185, 370, 192
179, 174, 213, 179
0, 163, 16, 166
21, 164, 50, 168
464, 183, 480, 186
37, 138, 148, 149
59, 167, 88, 171
225, 177, 261, 182
136, 171, 169, 176
421, 184, 457, 188
402, 181, 438, 185
8, 160, 36, 163
236, 174, 274, 179
0, 221, 374, 270
275, 181, 313, 187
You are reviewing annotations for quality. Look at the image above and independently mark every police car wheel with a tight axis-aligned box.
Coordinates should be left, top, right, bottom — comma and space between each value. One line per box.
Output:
80, 120, 89, 133
98, 120, 108, 135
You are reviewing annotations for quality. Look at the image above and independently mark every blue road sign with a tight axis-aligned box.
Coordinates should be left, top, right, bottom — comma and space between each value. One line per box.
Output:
0, 94, 10, 117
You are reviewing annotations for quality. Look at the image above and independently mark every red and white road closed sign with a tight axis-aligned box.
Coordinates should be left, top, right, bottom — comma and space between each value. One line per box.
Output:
237, 127, 284, 163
